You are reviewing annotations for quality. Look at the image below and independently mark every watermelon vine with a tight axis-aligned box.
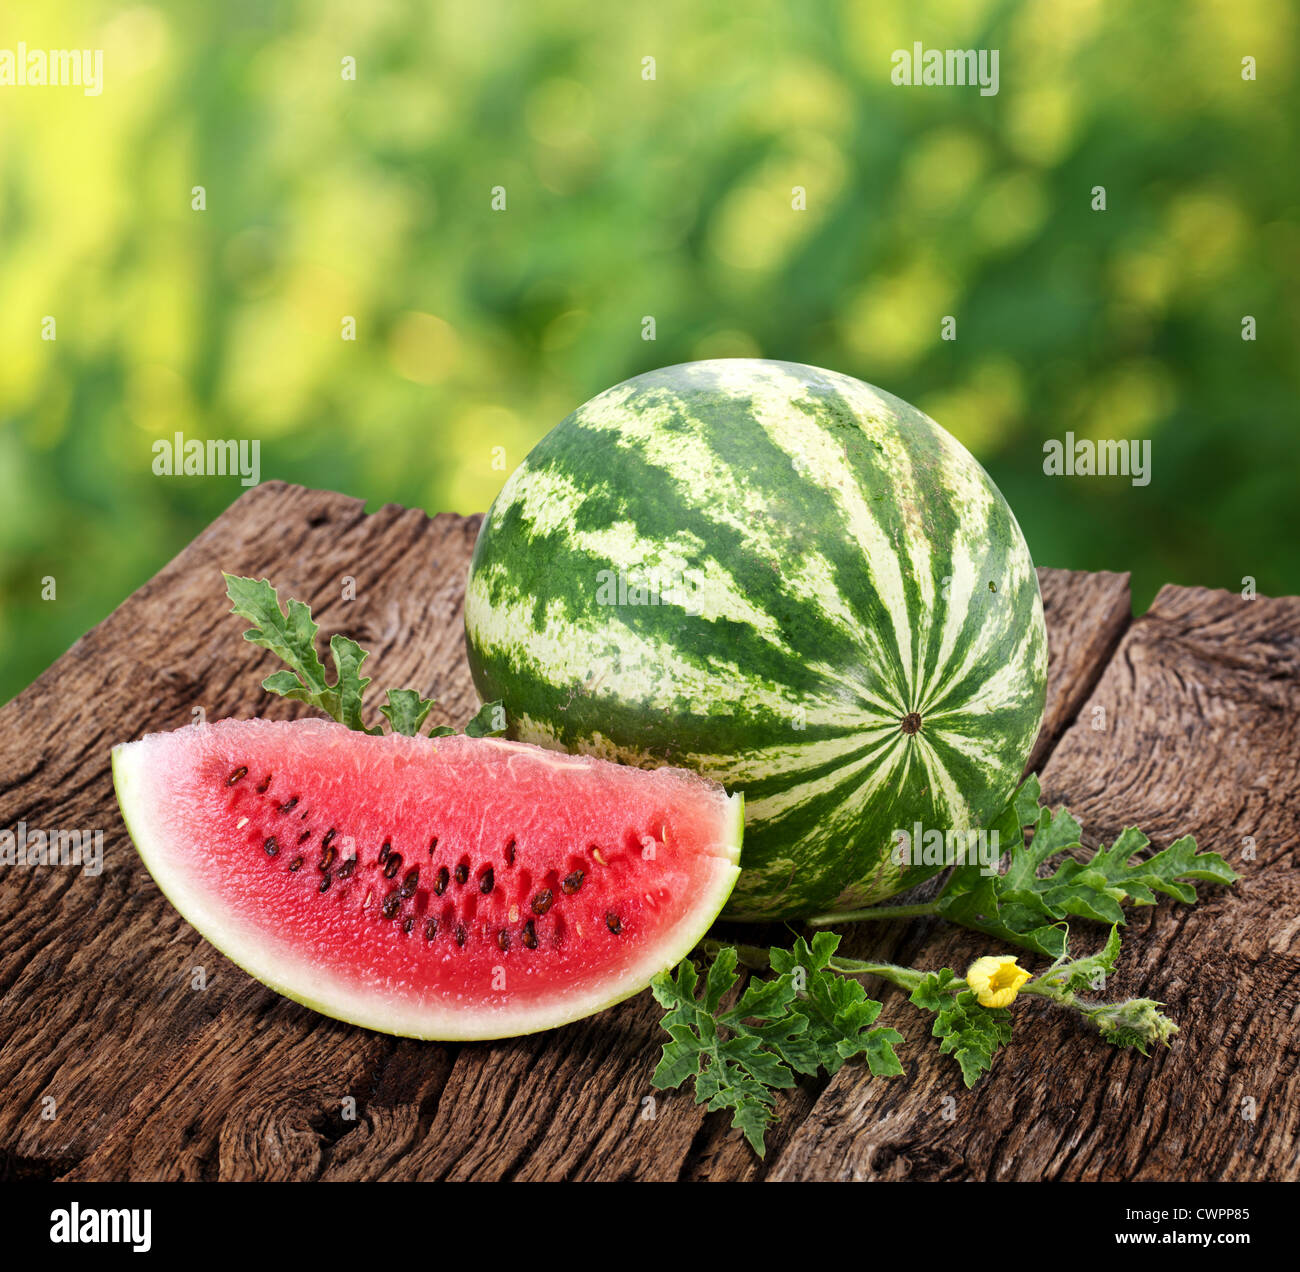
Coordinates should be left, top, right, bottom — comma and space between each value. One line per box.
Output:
654, 783, 1234, 1157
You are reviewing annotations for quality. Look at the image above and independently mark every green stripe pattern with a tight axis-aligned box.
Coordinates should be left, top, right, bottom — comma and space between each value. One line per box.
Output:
465, 360, 1047, 920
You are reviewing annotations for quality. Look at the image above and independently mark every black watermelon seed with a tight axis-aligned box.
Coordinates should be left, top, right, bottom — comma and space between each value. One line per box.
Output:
319, 845, 337, 871
454, 864, 469, 886
379, 841, 392, 863
605, 913, 622, 935
278, 796, 299, 814
297, 830, 311, 845
256, 774, 272, 793
497, 929, 510, 951
428, 835, 439, 855
480, 867, 494, 894
381, 891, 401, 919
383, 853, 403, 880
454, 923, 467, 947
562, 870, 584, 895
531, 889, 553, 915
263, 837, 279, 857
318, 873, 332, 893
337, 856, 357, 879
322, 828, 337, 851
505, 839, 516, 866
521, 920, 538, 949
288, 856, 303, 872
433, 866, 449, 896
226, 766, 248, 786
402, 916, 414, 934
424, 918, 438, 940
400, 867, 420, 899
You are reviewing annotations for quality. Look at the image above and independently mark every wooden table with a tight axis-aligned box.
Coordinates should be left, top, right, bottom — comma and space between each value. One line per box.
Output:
2, 482, 1296, 1182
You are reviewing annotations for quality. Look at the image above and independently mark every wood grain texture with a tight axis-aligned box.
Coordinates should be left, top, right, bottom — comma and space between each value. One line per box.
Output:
0, 483, 1287, 1181
1026, 568, 1132, 774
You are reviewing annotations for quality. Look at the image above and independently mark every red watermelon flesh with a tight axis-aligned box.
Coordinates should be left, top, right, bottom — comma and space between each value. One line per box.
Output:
113, 718, 742, 1039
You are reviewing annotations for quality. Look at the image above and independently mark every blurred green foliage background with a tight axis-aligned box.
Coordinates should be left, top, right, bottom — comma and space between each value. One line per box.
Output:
2, 0, 1297, 704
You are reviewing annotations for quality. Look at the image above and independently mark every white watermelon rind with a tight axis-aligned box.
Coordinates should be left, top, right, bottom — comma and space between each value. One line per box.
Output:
112, 738, 743, 1042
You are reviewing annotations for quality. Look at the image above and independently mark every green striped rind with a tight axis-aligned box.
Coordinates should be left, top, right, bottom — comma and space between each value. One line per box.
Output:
465, 360, 1047, 920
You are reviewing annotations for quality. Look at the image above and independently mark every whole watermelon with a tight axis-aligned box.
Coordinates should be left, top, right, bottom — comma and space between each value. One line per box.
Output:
465, 359, 1047, 920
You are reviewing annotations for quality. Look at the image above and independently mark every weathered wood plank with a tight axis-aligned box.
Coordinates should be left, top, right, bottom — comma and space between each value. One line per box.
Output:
1026, 568, 1131, 773
769, 585, 1300, 1182
0, 484, 480, 1178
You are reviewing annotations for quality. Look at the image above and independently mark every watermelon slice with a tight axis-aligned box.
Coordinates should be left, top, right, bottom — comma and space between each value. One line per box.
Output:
112, 718, 742, 1040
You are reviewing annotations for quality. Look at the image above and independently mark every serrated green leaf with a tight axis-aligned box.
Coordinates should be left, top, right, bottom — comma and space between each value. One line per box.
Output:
651, 1038, 703, 1089
910, 974, 1013, 1087
861, 1026, 906, 1077
224, 575, 330, 695
224, 576, 519, 742
932, 990, 1013, 1088
379, 687, 436, 737
731, 1098, 777, 1158
727, 973, 797, 1023
1038, 924, 1122, 994
464, 700, 507, 737
652, 940, 898, 1159
225, 575, 380, 731
328, 634, 378, 733
1010, 773, 1043, 829
704, 945, 740, 1013
909, 967, 963, 1013
261, 669, 313, 699
718, 1034, 799, 1090
937, 779, 1237, 955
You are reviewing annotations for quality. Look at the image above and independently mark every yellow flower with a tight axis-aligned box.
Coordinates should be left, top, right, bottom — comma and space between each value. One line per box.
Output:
965, 956, 1030, 1008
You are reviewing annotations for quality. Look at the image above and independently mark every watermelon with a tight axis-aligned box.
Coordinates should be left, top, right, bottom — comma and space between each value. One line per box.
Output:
464, 359, 1047, 920
112, 718, 743, 1039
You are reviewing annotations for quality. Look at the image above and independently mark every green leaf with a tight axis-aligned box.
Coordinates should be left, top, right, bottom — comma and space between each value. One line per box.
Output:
1010, 773, 1044, 829
936, 779, 1237, 956
379, 688, 436, 737
731, 1098, 778, 1159
704, 945, 740, 1013
224, 575, 511, 742
224, 575, 326, 680
261, 668, 313, 699
226, 574, 328, 694
464, 700, 507, 737
728, 970, 796, 1023
329, 635, 377, 733
936, 875, 1067, 959
909, 966, 964, 1013
649, 952, 792, 1157
909, 973, 1013, 1088
652, 938, 901, 1158
224, 574, 379, 732
1091, 999, 1179, 1055
1037, 924, 1122, 994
